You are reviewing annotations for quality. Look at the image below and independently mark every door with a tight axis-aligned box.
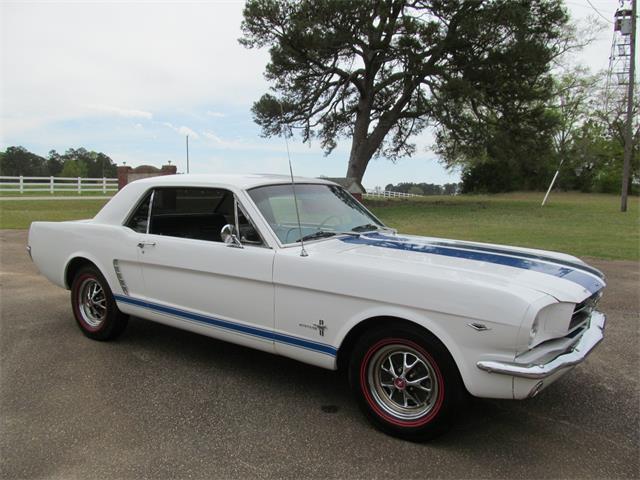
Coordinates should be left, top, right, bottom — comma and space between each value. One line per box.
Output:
136, 187, 276, 353
114, 189, 153, 298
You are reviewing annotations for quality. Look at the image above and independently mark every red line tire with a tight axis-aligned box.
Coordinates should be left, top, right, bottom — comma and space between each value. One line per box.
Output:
70, 265, 129, 341
348, 323, 463, 441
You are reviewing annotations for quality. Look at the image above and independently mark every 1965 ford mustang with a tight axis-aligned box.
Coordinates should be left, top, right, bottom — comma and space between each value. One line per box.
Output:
28, 174, 606, 440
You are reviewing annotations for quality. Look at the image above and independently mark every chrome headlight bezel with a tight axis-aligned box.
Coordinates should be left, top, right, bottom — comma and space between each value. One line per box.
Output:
529, 317, 539, 344
528, 301, 576, 348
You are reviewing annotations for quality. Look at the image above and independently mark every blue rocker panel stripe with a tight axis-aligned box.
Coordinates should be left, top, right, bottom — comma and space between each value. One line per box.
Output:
340, 234, 605, 295
113, 294, 337, 357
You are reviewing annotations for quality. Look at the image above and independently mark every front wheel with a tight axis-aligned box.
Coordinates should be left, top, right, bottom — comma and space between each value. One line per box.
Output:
349, 324, 463, 441
70, 265, 129, 341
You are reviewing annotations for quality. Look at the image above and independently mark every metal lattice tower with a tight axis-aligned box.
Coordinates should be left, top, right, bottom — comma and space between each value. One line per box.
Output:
605, 2, 634, 110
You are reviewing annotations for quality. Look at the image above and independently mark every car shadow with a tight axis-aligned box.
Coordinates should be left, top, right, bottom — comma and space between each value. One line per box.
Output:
117, 314, 636, 454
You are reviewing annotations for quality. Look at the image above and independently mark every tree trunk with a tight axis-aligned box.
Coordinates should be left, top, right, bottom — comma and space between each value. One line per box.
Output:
346, 85, 413, 183
346, 146, 369, 183
346, 99, 373, 183
346, 115, 396, 183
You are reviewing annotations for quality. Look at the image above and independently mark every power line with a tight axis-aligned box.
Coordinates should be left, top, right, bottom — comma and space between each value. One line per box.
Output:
584, 0, 614, 23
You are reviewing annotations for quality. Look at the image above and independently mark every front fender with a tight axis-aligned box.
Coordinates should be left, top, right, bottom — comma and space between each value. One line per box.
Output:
334, 302, 539, 399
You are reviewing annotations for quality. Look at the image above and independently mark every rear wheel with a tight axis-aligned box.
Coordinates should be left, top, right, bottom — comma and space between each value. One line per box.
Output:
349, 324, 462, 441
70, 265, 128, 340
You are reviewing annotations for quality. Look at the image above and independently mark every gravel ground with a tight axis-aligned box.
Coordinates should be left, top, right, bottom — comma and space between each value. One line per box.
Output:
1, 229, 638, 479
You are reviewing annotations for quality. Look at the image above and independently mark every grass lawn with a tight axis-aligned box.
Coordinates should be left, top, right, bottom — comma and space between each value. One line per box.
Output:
366, 192, 639, 261
0, 199, 110, 229
0, 192, 637, 261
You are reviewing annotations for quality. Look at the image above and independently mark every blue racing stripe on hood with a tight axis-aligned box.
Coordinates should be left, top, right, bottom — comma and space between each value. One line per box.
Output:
407, 236, 605, 280
339, 233, 604, 294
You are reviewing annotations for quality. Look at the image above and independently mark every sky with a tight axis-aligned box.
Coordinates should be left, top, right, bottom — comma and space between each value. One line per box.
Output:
0, 0, 625, 189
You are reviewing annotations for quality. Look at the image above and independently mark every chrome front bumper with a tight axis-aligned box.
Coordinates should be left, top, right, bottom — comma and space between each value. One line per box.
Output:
477, 311, 606, 379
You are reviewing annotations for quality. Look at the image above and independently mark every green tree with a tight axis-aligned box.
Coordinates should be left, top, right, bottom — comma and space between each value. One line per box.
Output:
241, 0, 569, 183
547, 68, 599, 167
0, 146, 47, 176
441, 103, 559, 193
594, 84, 639, 194
555, 82, 639, 195
60, 159, 89, 178
0, 146, 117, 178
58, 148, 117, 178
47, 150, 64, 176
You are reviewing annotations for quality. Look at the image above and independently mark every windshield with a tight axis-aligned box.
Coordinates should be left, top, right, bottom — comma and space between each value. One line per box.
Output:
248, 183, 385, 244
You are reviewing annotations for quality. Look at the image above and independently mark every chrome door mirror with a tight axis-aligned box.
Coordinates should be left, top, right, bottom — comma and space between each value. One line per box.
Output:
221, 224, 243, 248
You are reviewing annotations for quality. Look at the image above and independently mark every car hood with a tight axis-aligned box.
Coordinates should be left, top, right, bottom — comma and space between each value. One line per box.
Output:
310, 232, 606, 304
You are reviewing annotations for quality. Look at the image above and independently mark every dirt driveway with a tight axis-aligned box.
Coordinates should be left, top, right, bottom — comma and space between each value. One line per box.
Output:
1, 229, 638, 479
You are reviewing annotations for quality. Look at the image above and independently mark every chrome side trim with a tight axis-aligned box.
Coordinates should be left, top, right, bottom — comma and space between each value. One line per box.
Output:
146, 190, 155, 235
477, 311, 606, 379
112, 259, 129, 296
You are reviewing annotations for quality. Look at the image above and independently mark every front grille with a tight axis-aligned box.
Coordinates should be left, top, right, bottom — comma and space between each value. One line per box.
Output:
569, 290, 602, 331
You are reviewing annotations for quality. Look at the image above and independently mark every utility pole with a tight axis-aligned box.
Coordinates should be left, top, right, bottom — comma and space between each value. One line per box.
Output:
186, 135, 190, 174
621, 0, 636, 212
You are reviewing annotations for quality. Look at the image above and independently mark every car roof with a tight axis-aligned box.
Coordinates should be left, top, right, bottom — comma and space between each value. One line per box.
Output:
92, 173, 337, 225
133, 173, 335, 189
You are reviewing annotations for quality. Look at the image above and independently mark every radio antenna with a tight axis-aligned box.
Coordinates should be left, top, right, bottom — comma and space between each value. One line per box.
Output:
280, 102, 308, 257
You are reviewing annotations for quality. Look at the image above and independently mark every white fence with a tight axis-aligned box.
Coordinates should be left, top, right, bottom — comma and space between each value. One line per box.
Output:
0, 176, 118, 194
364, 189, 422, 199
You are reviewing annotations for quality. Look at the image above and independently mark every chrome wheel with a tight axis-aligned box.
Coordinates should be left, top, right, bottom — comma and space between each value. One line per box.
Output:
367, 344, 439, 421
77, 278, 107, 328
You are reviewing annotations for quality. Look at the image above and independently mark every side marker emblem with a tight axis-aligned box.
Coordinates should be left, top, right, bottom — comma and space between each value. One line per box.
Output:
299, 319, 328, 337
313, 320, 327, 336
468, 322, 491, 332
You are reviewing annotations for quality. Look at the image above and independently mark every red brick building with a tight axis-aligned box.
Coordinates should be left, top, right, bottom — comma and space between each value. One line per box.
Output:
117, 164, 177, 190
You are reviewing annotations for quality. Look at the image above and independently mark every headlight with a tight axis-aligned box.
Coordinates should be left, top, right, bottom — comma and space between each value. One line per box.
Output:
528, 302, 575, 348
529, 317, 539, 343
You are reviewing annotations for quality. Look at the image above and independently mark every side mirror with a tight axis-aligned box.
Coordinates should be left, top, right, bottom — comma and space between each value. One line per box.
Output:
221, 224, 243, 248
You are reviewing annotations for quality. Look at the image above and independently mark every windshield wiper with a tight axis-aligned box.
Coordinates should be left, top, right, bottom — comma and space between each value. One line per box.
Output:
296, 231, 338, 242
296, 230, 361, 243
353, 223, 394, 233
352, 223, 379, 232
351, 224, 397, 234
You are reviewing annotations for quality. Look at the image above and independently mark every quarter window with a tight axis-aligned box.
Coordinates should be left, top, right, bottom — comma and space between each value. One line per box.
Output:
126, 191, 152, 233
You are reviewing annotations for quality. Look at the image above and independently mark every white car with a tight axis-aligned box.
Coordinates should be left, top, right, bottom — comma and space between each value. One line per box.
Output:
27, 174, 606, 440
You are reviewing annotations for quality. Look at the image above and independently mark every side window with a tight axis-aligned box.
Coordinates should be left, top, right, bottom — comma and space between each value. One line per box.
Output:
145, 187, 263, 246
149, 188, 231, 242
126, 191, 152, 233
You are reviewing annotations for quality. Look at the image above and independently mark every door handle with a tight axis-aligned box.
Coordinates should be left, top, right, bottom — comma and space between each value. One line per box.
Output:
137, 241, 156, 248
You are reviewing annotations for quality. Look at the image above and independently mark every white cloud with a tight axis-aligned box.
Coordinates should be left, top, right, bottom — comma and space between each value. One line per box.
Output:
87, 104, 153, 119
0, 0, 615, 186
1, 2, 269, 137
202, 131, 224, 143
158, 121, 199, 139
178, 126, 199, 139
